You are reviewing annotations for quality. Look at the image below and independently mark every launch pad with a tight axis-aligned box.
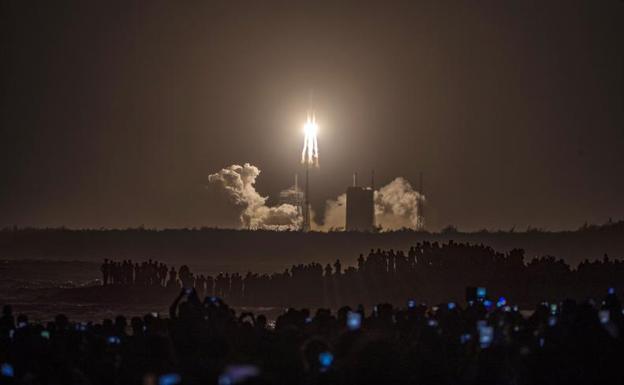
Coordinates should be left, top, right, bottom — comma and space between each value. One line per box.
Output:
297, 112, 424, 232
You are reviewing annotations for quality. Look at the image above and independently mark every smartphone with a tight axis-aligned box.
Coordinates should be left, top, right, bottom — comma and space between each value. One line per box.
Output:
184, 288, 192, 295
346, 311, 362, 331
318, 351, 333, 370
549, 303, 557, 315
599, 310, 610, 324
608, 287, 615, 295
1, 363, 14, 378
40, 330, 50, 339
158, 373, 181, 385
218, 365, 260, 385
476, 287, 487, 300
407, 299, 416, 309
107, 336, 121, 345
478, 325, 494, 348
447, 302, 456, 310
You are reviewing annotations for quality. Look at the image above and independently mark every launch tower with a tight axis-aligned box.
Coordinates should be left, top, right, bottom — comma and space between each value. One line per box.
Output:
346, 173, 375, 232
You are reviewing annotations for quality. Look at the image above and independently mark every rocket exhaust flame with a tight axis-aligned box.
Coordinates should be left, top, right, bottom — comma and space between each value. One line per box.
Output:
206, 114, 423, 232
301, 113, 319, 166
301, 112, 318, 231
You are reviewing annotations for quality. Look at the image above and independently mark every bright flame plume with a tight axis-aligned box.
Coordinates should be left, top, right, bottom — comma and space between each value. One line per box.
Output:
301, 113, 319, 166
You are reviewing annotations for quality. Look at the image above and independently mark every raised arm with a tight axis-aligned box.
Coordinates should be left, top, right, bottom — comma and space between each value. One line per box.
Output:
169, 288, 186, 319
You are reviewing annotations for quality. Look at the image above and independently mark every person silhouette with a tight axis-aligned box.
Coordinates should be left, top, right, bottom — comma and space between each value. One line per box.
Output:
101, 259, 110, 286
167, 267, 178, 288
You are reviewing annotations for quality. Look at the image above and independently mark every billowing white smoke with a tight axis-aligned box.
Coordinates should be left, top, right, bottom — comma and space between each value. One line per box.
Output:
208, 163, 423, 232
374, 177, 424, 230
319, 177, 424, 231
207, 163, 302, 230
314, 193, 346, 231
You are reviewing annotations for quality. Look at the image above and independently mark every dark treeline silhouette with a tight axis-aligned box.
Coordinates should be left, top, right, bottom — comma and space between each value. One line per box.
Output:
1, 287, 623, 384
100, 241, 624, 308
2, 221, 624, 272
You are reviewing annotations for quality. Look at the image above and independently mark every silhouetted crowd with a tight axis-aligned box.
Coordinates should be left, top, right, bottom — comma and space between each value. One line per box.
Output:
101, 259, 243, 301
2, 286, 624, 385
101, 241, 624, 307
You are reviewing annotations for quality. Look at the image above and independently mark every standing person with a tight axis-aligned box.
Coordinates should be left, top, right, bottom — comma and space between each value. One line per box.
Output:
0, 305, 15, 334
196, 275, 206, 298
205, 275, 214, 297
167, 266, 178, 288
179, 265, 193, 288
112, 261, 120, 285
214, 273, 223, 297
101, 259, 110, 286
159, 263, 168, 287
230, 273, 243, 303
333, 259, 342, 276
134, 262, 141, 285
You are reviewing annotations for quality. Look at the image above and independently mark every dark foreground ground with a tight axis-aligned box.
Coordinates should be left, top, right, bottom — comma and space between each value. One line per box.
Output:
0, 289, 622, 385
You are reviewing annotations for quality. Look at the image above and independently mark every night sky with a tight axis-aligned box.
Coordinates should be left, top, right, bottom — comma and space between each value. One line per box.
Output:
1, 1, 622, 231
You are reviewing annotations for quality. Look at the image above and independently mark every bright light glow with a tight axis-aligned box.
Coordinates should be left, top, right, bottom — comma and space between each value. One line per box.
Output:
304, 119, 318, 136
318, 351, 333, 368
301, 113, 319, 166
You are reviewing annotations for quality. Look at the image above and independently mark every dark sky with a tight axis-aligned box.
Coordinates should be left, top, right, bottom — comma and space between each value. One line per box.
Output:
1, 1, 623, 231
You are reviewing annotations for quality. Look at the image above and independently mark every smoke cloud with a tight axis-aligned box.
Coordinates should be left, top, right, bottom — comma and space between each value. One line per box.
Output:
374, 177, 424, 230
208, 164, 423, 232
318, 177, 424, 231
314, 193, 347, 231
207, 163, 302, 230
